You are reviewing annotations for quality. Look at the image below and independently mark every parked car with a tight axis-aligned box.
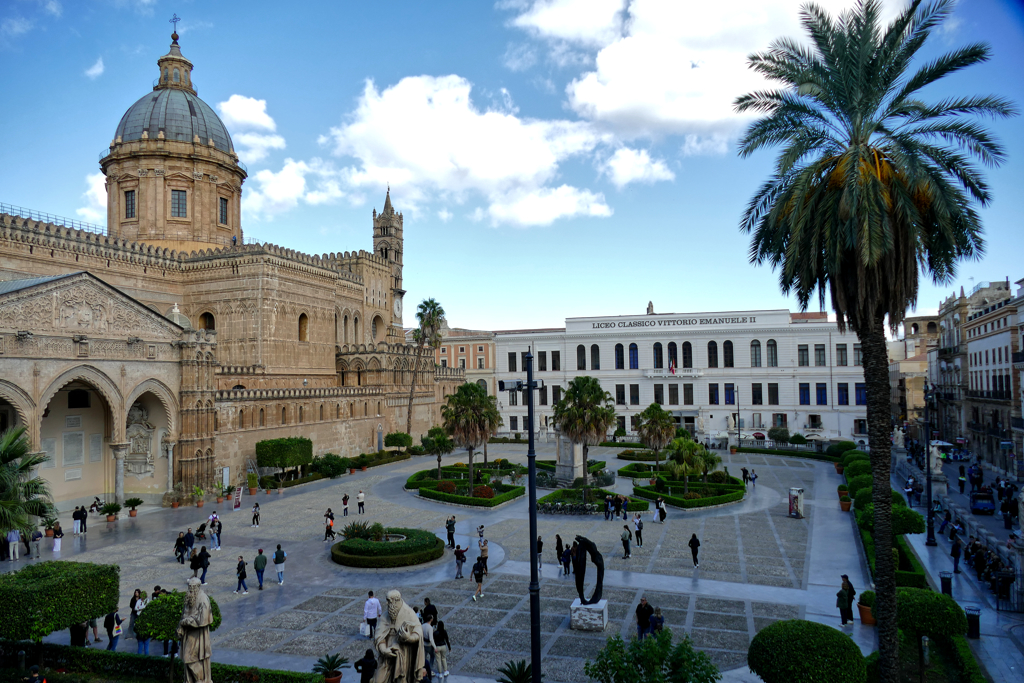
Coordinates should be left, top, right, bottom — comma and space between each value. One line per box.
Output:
969, 491, 996, 515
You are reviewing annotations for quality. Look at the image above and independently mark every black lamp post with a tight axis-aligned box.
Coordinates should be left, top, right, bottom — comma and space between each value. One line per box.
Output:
924, 381, 937, 546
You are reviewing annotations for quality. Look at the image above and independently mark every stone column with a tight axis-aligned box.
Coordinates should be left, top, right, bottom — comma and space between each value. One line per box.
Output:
110, 443, 129, 506
164, 441, 176, 493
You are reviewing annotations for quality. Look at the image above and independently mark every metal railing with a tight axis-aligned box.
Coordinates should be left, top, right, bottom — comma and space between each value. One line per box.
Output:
967, 390, 1012, 401
0, 202, 107, 236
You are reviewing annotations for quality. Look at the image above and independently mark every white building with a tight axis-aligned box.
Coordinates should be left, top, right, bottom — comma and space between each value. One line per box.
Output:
494, 308, 869, 447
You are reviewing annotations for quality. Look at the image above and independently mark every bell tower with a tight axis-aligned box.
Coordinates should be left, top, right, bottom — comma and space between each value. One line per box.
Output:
373, 188, 405, 327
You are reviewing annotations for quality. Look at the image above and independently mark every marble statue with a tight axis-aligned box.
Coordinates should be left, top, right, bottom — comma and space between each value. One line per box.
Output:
374, 590, 425, 683
697, 416, 705, 435
893, 428, 905, 449
647, 301, 655, 315
572, 535, 605, 605
930, 444, 943, 471
727, 414, 735, 431
177, 578, 213, 683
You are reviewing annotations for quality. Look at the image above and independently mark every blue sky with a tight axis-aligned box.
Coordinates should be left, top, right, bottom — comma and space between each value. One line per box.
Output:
1, 0, 1022, 331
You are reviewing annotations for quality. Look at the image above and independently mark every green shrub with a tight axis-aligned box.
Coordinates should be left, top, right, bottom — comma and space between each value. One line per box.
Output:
840, 495, 851, 502
281, 473, 324, 488
617, 449, 659, 461
675, 427, 691, 440
858, 590, 875, 608
473, 485, 495, 499
788, 433, 808, 445
837, 484, 849, 493
0, 562, 119, 641
826, 441, 858, 457
333, 528, 439, 558
437, 481, 456, 494
846, 474, 873, 499
134, 590, 222, 640
853, 487, 906, 510
124, 497, 144, 510
896, 588, 967, 638
419, 483, 526, 507
100, 503, 121, 515
247, 472, 258, 488
599, 441, 643, 448
256, 436, 313, 472
632, 483, 744, 509
748, 619, 866, 683
312, 453, 349, 478
842, 450, 870, 467
857, 504, 925, 535
767, 426, 790, 442
948, 634, 987, 683
341, 521, 371, 540
384, 432, 413, 449
408, 445, 425, 455
706, 471, 730, 484
844, 460, 872, 479
331, 533, 445, 568
737, 447, 839, 464
583, 630, 720, 683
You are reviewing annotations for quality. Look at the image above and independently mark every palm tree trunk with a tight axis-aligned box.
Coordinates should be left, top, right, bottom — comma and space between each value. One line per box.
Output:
406, 340, 425, 436
582, 445, 589, 486
437, 454, 443, 482
654, 449, 660, 476
483, 441, 488, 465
467, 447, 474, 498
862, 315, 899, 683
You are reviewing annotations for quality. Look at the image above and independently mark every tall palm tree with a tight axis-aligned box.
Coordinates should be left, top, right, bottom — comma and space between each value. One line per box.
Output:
407, 299, 446, 436
664, 437, 700, 494
423, 426, 455, 482
637, 403, 676, 475
733, 2, 1014, 678
695, 449, 723, 484
0, 426, 54, 534
552, 376, 616, 486
441, 383, 502, 496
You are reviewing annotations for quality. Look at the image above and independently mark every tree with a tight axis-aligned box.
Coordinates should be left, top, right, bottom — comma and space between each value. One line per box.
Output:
406, 298, 446, 436
422, 426, 455, 481
734, 2, 1013, 678
0, 426, 53, 535
694, 448, 723, 484
552, 376, 616, 486
441, 383, 502, 497
895, 588, 968, 683
135, 589, 222, 683
584, 629, 721, 683
638, 403, 676, 474
664, 437, 701, 493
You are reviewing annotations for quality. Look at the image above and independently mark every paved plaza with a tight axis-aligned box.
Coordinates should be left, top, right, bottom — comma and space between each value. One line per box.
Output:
7, 445, 881, 682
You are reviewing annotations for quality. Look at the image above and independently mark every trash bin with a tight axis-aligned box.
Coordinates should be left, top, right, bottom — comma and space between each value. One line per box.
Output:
940, 571, 952, 596
788, 487, 805, 519
965, 607, 981, 639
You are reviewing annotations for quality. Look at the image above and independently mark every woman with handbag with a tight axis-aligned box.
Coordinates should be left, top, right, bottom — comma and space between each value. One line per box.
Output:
235, 556, 249, 594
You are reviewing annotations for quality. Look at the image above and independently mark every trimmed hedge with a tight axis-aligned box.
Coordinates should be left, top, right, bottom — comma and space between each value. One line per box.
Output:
331, 530, 445, 568
135, 591, 222, 640
282, 472, 324, 488
895, 587, 967, 640
488, 436, 528, 444
536, 459, 605, 473
632, 483, 745, 509
537, 487, 649, 511
357, 451, 412, 469
842, 450, 871, 467
0, 640, 319, 682
256, 436, 313, 470
860, 528, 928, 588
384, 432, 413, 449
854, 487, 907, 510
0, 562, 119, 641
948, 634, 987, 683
615, 449, 660, 461
846, 474, 873, 499
748, 619, 866, 683
599, 441, 644, 448
844, 460, 872, 479
311, 453, 349, 478
826, 441, 858, 457
419, 483, 526, 507
737, 447, 840, 464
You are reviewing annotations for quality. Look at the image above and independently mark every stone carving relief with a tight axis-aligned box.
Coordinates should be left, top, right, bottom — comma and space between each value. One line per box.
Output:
125, 402, 156, 477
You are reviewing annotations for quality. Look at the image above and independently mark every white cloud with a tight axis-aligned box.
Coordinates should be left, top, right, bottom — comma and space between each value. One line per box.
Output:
681, 133, 729, 157
438, 208, 453, 222
502, 42, 537, 71
233, 132, 286, 163
84, 57, 104, 79
243, 158, 344, 218
176, 19, 213, 35
320, 75, 611, 226
1, 17, 33, 39
508, 0, 625, 47
76, 172, 106, 223
217, 95, 286, 164
42, 1, 62, 18
602, 147, 674, 188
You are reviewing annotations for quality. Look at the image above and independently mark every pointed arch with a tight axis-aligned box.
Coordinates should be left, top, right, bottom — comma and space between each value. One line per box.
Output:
126, 378, 179, 436
0, 379, 35, 432
39, 365, 124, 440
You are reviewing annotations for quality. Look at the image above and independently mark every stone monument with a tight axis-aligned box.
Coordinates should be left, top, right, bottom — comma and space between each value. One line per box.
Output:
893, 428, 905, 449
177, 578, 213, 683
569, 535, 607, 631
555, 432, 584, 486
373, 590, 425, 683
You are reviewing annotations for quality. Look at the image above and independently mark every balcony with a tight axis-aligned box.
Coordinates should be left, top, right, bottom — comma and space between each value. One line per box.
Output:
1013, 351, 1024, 368
1012, 416, 1024, 431
938, 345, 960, 357
643, 367, 703, 379
967, 390, 1012, 401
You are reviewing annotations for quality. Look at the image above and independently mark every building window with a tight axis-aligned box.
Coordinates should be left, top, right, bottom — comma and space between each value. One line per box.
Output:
767, 339, 778, 367
709, 383, 719, 405
477, 357, 484, 369
773, 413, 788, 428
683, 383, 694, 405
459, 358, 465, 369
816, 382, 827, 405
551, 351, 560, 371
750, 340, 761, 367
171, 189, 188, 217
854, 419, 867, 434
125, 190, 136, 219
799, 383, 810, 405
68, 389, 90, 409
629, 343, 639, 369
751, 412, 762, 429
591, 344, 600, 370
478, 346, 483, 352
539, 386, 548, 405
630, 415, 640, 431
508, 352, 517, 372
668, 384, 679, 405
836, 344, 848, 366
768, 383, 779, 405
440, 359, 447, 368
198, 312, 215, 331
654, 384, 664, 405
723, 340, 734, 367
509, 390, 518, 406
298, 313, 309, 342
577, 345, 586, 371
259, 408, 265, 426
854, 344, 863, 366
617, 415, 626, 432
707, 341, 718, 368
615, 384, 626, 405
653, 342, 664, 369
219, 196, 228, 225
808, 414, 822, 429
798, 345, 809, 366
510, 416, 518, 431
725, 383, 735, 405
615, 344, 625, 369
815, 344, 826, 366
553, 386, 561, 404
281, 407, 287, 424
459, 346, 465, 353
838, 383, 849, 405
538, 351, 547, 371
751, 383, 763, 405
855, 383, 867, 405
629, 384, 640, 405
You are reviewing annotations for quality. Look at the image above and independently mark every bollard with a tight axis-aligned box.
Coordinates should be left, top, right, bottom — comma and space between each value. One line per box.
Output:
17, 650, 25, 671
940, 571, 953, 596
922, 636, 930, 666
965, 607, 981, 639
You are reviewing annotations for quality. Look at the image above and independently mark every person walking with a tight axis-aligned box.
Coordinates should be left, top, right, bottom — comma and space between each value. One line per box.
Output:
189, 549, 201, 577
357, 490, 365, 514
958, 467, 967, 495
471, 556, 485, 601
72, 506, 82, 536
445, 516, 456, 548
621, 525, 632, 559
235, 556, 249, 594
198, 546, 211, 584
634, 597, 653, 639
939, 511, 952, 535
127, 589, 141, 638
555, 535, 564, 568
837, 580, 851, 626
688, 533, 700, 567
174, 532, 187, 564
134, 591, 150, 654
324, 509, 336, 541
355, 648, 378, 683
477, 524, 485, 540
561, 546, 572, 575
184, 528, 195, 554
423, 598, 438, 625
479, 538, 489, 575
252, 503, 261, 528
536, 536, 544, 571
52, 522, 64, 553
214, 519, 223, 551
80, 506, 88, 534
454, 545, 466, 579
422, 613, 437, 673
633, 514, 644, 548
31, 527, 42, 559
343, 493, 350, 517
273, 544, 287, 585
364, 590, 382, 638
741, 467, 750, 485
841, 575, 856, 624
612, 496, 622, 519
951, 536, 962, 573
434, 620, 452, 678
104, 607, 123, 651
254, 548, 267, 590
650, 607, 665, 633
7, 528, 20, 561
750, 470, 758, 487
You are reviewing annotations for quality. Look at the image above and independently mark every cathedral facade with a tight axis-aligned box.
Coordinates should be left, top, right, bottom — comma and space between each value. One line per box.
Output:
0, 33, 462, 509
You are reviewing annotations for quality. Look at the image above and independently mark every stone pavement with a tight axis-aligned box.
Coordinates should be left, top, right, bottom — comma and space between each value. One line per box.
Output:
937, 457, 1021, 541
3, 444, 876, 682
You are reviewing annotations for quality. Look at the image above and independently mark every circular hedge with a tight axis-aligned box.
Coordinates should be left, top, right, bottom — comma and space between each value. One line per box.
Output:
896, 587, 967, 637
135, 591, 222, 640
842, 450, 870, 467
331, 528, 445, 568
846, 474, 873, 499
844, 460, 872, 479
748, 619, 866, 683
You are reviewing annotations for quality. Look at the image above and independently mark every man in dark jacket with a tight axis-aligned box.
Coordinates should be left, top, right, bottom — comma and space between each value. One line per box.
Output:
198, 547, 211, 584
445, 517, 456, 548
254, 549, 268, 590
104, 609, 123, 651
184, 528, 195, 554
422, 598, 438, 625
354, 648, 378, 683
80, 506, 88, 534
951, 537, 962, 574
634, 598, 654, 640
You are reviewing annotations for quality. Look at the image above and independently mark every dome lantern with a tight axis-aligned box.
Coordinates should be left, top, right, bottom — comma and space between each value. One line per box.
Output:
156, 32, 196, 94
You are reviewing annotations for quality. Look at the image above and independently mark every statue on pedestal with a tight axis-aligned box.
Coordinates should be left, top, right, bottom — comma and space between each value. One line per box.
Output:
930, 444, 944, 471
177, 578, 213, 683
893, 428, 905, 449
374, 590, 424, 683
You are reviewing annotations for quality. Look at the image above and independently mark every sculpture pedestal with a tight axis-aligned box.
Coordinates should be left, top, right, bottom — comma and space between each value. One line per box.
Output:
556, 436, 584, 486
570, 598, 608, 631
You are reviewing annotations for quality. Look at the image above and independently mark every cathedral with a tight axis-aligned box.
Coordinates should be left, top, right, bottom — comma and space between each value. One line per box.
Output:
0, 32, 463, 509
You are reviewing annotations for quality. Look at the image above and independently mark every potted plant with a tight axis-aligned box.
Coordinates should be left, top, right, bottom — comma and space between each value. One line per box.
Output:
247, 473, 258, 496
837, 484, 848, 500
312, 653, 349, 683
277, 479, 284, 494
125, 497, 144, 517
43, 515, 59, 537
835, 461, 845, 475
839, 495, 852, 512
101, 502, 122, 521
217, 488, 225, 504
193, 485, 205, 507
857, 590, 876, 626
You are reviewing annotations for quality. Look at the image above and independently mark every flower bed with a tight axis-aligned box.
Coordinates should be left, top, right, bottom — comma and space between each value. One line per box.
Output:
537, 487, 649, 511
631, 480, 745, 509
331, 527, 445, 568
418, 481, 526, 507
536, 459, 606, 473
616, 449, 660, 461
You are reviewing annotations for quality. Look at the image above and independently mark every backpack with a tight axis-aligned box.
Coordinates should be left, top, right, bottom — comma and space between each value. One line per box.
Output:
637, 519, 643, 531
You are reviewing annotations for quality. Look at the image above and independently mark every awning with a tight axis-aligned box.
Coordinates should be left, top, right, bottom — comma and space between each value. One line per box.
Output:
930, 440, 953, 447
671, 410, 700, 417
752, 432, 766, 440
804, 433, 826, 440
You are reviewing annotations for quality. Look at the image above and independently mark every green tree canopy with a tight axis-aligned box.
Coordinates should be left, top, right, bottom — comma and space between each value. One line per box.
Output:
0, 562, 119, 642
407, 298, 446, 436
0, 426, 54, 534
441, 383, 502, 496
584, 629, 720, 683
134, 590, 223, 641
748, 619, 865, 683
423, 426, 455, 481
638, 403, 677, 472
552, 376, 616, 484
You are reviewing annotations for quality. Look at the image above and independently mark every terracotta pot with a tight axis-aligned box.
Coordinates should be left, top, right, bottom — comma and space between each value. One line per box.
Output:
730, 447, 737, 454
196, 500, 204, 508
350, 468, 356, 474
106, 514, 116, 522
857, 602, 876, 625
129, 509, 138, 517
835, 463, 844, 474
277, 488, 284, 494
249, 488, 257, 495
171, 502, 179, 509
217, 497, 224, 504
649, 478, 658, 486
325, 674, 342, 683
838, 490, 848, 499
45, 529, 54, 537
840, 500, 851, 512
361, 466, 367, 471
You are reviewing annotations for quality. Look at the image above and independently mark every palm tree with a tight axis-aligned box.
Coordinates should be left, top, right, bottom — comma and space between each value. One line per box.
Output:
0, 426, 54, 534
637, 403, 676, 475
733, 2, 1014, 678
695, 448, 722, 484
406, 299, 446, 436
552, 376, 616, 485
664, 437, 700, 494
441, 383, 502, 496
423, 426, 455, 481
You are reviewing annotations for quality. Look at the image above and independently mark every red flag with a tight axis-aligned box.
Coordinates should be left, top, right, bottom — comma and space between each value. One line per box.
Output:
669, 359, 676, 375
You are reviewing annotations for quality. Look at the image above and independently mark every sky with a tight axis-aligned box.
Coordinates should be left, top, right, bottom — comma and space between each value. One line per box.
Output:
1, 0, 1022, 333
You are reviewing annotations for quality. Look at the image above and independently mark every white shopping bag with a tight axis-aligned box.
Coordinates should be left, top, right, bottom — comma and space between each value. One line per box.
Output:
360, 622, 370, 637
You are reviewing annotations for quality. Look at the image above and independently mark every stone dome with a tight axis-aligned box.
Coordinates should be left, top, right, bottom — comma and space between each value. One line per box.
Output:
114, 88, 234, 152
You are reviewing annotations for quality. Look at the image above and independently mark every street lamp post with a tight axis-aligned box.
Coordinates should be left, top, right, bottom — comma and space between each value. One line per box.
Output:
924, 381, 937, 546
